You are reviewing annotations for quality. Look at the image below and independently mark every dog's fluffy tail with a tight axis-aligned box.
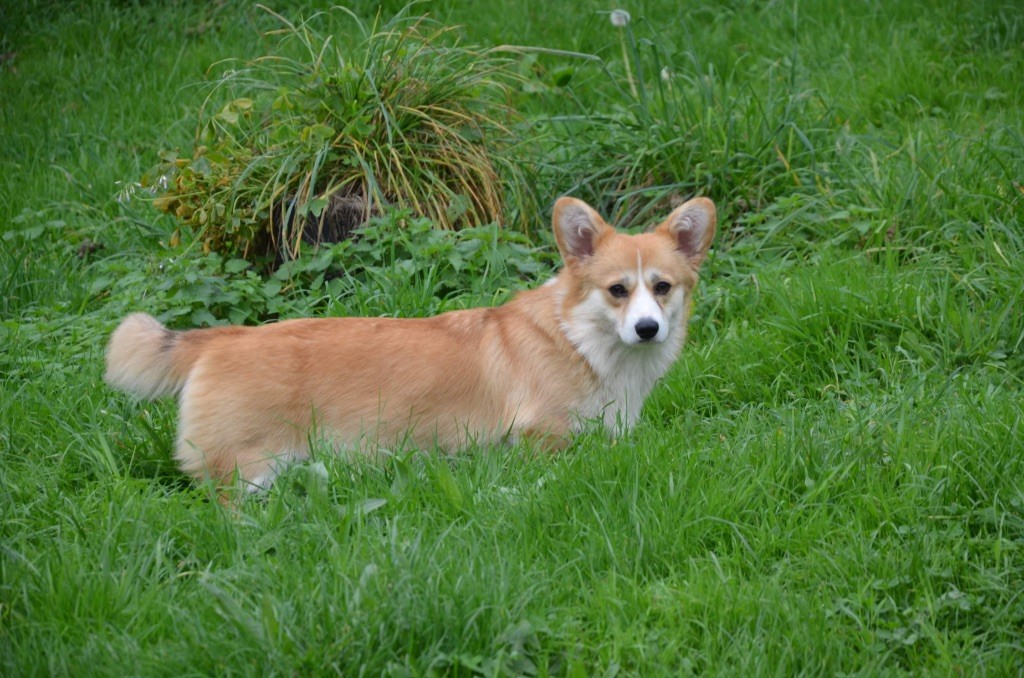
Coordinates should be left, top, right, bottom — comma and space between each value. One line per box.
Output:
105, 313, 196, 399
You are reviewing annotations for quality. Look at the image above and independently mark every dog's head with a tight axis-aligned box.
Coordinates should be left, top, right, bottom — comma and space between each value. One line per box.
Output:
553, 196, 716, 348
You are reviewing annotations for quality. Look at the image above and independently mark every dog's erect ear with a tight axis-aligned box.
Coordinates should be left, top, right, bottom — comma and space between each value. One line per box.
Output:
656, 197, 717, 268
552, 197, 613, 264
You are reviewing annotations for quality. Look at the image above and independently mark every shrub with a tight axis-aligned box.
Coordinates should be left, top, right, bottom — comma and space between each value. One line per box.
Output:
144, 6, 537, 262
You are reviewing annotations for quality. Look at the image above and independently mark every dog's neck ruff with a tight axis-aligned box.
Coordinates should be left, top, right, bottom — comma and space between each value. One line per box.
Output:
555, 285, 683, 434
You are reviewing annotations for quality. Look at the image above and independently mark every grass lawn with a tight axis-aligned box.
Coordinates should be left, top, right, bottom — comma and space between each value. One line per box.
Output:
2, 0, 1022, 674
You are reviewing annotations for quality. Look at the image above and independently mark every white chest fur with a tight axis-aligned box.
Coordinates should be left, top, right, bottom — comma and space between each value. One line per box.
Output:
559, 288, 685, 434
569, 331, 681, 433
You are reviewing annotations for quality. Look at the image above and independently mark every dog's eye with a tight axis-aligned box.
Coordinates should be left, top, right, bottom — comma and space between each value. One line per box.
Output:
608, 284, 629, 298
653, 281, 671, 295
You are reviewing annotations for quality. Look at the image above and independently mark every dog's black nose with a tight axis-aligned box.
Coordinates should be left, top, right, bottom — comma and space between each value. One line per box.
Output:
635, 318, 660, 341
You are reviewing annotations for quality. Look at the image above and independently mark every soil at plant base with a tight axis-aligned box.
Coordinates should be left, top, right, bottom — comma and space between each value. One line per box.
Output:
301, 192, 372, 247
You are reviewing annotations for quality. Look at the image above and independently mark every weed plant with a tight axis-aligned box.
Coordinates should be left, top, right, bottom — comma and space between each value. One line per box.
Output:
554, 23, 833, 228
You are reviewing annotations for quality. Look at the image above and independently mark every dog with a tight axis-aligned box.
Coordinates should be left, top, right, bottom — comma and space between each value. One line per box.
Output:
105, 196, 716, 492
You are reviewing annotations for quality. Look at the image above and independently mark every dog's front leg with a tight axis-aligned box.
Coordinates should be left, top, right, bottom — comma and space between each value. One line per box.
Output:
520, 417, 572, 453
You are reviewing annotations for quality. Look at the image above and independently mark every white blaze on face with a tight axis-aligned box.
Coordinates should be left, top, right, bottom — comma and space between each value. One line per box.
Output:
619, 249, 669, 344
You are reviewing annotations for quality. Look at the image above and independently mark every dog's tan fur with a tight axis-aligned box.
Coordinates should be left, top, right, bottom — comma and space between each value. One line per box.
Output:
106, 197, 715, 490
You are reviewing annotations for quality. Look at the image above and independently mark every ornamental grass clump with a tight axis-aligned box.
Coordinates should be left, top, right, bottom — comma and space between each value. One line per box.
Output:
542, 8, 837, 230
147, 6, 535, 261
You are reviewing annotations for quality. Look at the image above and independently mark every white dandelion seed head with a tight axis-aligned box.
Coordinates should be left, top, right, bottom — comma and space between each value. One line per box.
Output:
661, 67, 672, 82
610, 9, 631, 27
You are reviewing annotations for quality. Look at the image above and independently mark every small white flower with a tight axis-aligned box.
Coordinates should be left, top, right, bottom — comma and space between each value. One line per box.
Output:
115, 181, 138, 204
660, 67, 672, 82
610, 9, 631, 27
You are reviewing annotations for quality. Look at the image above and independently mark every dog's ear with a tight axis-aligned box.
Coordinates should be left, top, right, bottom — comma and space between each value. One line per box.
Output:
553, 197, 613, 264
656, 197, 716, 268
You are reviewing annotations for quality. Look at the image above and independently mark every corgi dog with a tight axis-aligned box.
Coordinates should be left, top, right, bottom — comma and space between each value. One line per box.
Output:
105, 196, 716, 491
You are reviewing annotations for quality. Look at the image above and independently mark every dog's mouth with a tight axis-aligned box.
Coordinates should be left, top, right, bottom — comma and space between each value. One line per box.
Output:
618, 331, 665, 347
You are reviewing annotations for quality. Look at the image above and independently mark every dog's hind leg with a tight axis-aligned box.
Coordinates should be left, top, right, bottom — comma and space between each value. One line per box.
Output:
176, 435, 306, 490
174, 372, 309, 495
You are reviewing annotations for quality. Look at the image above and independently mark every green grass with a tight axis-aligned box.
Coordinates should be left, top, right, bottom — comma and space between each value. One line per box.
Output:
2, 0, 1023, 674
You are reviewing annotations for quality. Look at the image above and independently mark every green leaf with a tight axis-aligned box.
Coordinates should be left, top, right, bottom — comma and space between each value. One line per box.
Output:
551, 66, 574, 87
309, 248, 333, 272
4, 226, 43, 241
89, 276, 113, 295
432, 463, 464, 511
188, 156, 213, 177
190, 309, 218, 326
297, 197, 329, 218
349, 118, 373, 137
446, 194, 471, 222
338, 498, 388, 518
263, 279, 283, 296
217, 108, 239, 125
224, 258, 250, 274
301, 123, 335, 142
